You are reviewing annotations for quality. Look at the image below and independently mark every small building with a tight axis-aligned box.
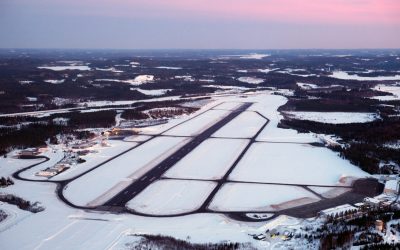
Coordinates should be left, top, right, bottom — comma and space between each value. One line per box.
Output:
375, 220, 384, 232
384, 180, 399, 195
364, 197, 381, 208
319, 204, 358, 219
35, 164, 69, 177
19, 149, 40, 157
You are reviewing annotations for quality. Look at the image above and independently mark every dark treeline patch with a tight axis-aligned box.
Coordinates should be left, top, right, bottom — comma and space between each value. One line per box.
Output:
125, 234, 256, 250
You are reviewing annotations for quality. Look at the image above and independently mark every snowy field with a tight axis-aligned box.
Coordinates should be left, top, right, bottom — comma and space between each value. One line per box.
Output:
245, 94, 320, 143
209, 183, 320, 212
123, 135, 152, 142
372, 84, 400, 101
126, 180, 216, 215
257, 119, 319, 143
228, 142, 369, 186
52, 140, 138, 181
0, 153, 43, 177
329, 71, 400, 81
237, 77, 264, 84
38, 65, 91, 71
0, 90, 379, 249
163, 138, 249, 180
212, 101, 244, 111
130, 88, 172, 96
18, 148, 65, 180
163, 109, 231, 136
296, 82, 319, 89
1, 179, 262, 250
63, 136, 189, 207
284, 111, 379, 124
212, 111, 266, 138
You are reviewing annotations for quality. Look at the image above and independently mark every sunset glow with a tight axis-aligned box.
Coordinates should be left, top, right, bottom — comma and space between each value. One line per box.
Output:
1, 0, 399, 48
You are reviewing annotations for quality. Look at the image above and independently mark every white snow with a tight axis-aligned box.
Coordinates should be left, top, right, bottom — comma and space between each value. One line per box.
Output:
209, 183, 320, 212
123, 135, 152, 142
95, 75, 154, 86
18, 148, 65, 181
155, 66, 182, 70
239, 53, 270, 60
212, 111, 266, 138
296, 82, 319, 90
174, 75, 194, 82
126, 180, 216, 215
213, 102, 244, 110
44, 79, 65, 84
95, 67, 123, 73
237, 77, 264, 85
284, 111, 379, 124
63, 136, 189, 207
52, 140, 138, 181
330, 71, 400, 81
38, 66, 91, 71
372, 84, 400, 100
203, 85, 251, 91
163, 109, 231, 136
251, 95, 319, 143
258, 68, 279, 74
0, 177, 258, 249
0, 153, 43, 177
228, 142, 369, 186
163, 138, 249, 180
130, 88, 171, 96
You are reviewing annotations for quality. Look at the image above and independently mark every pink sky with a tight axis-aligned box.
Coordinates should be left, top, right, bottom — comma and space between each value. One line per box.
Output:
59, 0, 400, 24
1, 0, 399, 48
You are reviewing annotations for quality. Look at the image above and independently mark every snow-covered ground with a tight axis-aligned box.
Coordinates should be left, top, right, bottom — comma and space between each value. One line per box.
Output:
63, 136, 189, 207
94, 75, 154, 86
52, 140, 137, 181
0, 153, 43, 177
258, 68, 279, 74
38, 66, 91, 71
284, 111, 379, 124
44, 79, 65, 84
329, 71, 400, 81
163, 109, 231, 136
126, 179, 216, 215
307, 186, 351, 199
155, 66, 182, 70
123, 135, 152, 142
203, 85, 251, 91
130, 88, 172, 96
237, 77, 264, 84
372, 84, 400, 101
213, 102, 245, 111
228, 142, 369, 186
1, 179, 261, 249
18, 148, 64, 180
250, 95, 319, 143
239, 53, 270, 59
209, 183, 320, 212
0, 90, 379, 249
212, 111, 266, 138
95, 67, 123, 73
296, 82, 319, 90
163, 138, 249, 180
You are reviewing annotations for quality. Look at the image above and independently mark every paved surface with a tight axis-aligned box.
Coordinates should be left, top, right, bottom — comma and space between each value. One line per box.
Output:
103, 102, 253, 207
11, 101, 384, 222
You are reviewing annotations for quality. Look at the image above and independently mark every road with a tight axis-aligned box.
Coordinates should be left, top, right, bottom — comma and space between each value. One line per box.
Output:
102, 102, 253, 207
